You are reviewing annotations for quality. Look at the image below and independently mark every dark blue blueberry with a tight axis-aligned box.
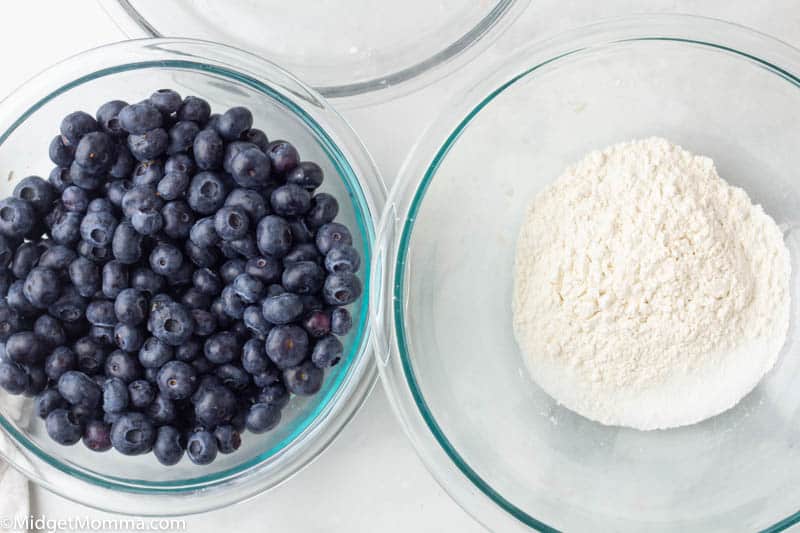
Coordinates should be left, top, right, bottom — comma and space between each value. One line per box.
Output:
324, 244, 360, 274
303, 309, 332, 339
256, 215, 292, 258
213, 424, 241, 454
0, 235, 13, 269
114, 323, 144, 353
128, 128, 168, 161
7, 280, 37, 317
261, 293, 303, 326
102, 377, 129, 413
130, 267, 164, 296
223, 141, 258, 174
104, 350, 141, 383
74, 131, 115, 174
265, 325, 308, 369
266, 140, 300, 176
245, 402, 281, 433
80, 209, 117, 247
258, 381, 289, 410
228, 235, 259, 259
109, 148, 136, 179
203, 331, 238, 365
191, 309, 217, 337
102, 260, 129, 299
186, 429, 217, 465
220, 285, 246, 319
156, 360, 197, 400
213, 206, 249, 241
187, 171, 226, 214
110, 412, 155, 455
138, 336, 173, 368
230, 319, 249, 341
111, 221, 143, 265
45, 346, 76, 381
0, 198, 35, 238
132, 209, 164, 236
241, 128, 269, 151
149, 89, 182, 114
34, 314, 66, 347
82, 419, 112, 452
77, 240, 112, 264
241, 337, 269, 375
88, 198, 113, 213
167, 120, 199, 155
132, 159, 164, 187
323, 272, 362, 306
244, 256, 281, 285
210, 296, 233, 329
192, 268, 221, 296
175, 338, 201, 362
282, 261, 324, 295
96, 99, 128, 138
243, 305, 271, 339
37, 245, 75, 273
178, 286, 209, 310
122, 184, 162, 216
177, 96, 211, 124
74, 336, 106, 374
225, 188, 268, 223
0, 361, 28, 394
283, 360, 324, 396
286, 161, 324, 190
283, 243, 322, 267
91, 322, 115, 345
62, 185, 89, 213
118, 102, 162, 135
165, 153, 196, 178
46, 408, 83, 445
128, 379, 155, 409
188, 216, 219, 248
192, 129, 224, 170
149, 242, 183, 276
49, 135, 75, 167
288, 217, 314, 244
36, 388, 67, 418
165, 260, 194, 286
58, 370, 101, 408
48, 167, 71, 193
265, 284, 286, 298
311, 335, 343, 368
215, 364, 249, 391
220, 261, 247, 286
193, 383, 237, 429
12, 241, 44, 279
13, 176, 54, 214
216, 107, 253, 140
143, 366, 159, 383
153, 425, 184, 465
68, 160, 103, 190
157, 172, 189, 201
68, 256, 100, 297
230, 147, 270, 188
252, 365, 281, 388
48, 207, 81, 245
0, 303, 19, 341
147, 392, 177, 425
191, 355, 214, 375
6, 331, 46, 365
60, 111, 98, 146
148, 298, 194, 346
25, 364, 48, 395
271, 184, 311, 216
161, 201, 194, 239
0, 271, 10, 300
306, 193, 339, 228
315, 222, 352, 255
106, 180, 132, 208
231, 273, 263, 304
114, 288, 148, 326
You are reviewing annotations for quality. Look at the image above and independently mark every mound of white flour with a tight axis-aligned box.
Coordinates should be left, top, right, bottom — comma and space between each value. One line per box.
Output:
512, 138, 791, 430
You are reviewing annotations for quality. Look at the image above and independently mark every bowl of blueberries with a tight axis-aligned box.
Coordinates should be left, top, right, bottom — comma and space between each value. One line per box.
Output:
0, 38, 384, 515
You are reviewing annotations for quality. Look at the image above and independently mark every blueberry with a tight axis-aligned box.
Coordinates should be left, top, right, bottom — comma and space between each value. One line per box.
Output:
186, 238, 221, 268
193, 383, 237, 429
225, 188, 268, 224
165, 153, 196, 178
284, 360, 324, 396
114, 323, 144, 352
265, 325, 308, 369
128, 379, 155, 409
0, 197, 35, 238
251, 365, 281, 388
282, 261, 324, 295
111, 221, 143, 265
102, 377, 129, 413
220, 259, 246, 285
60, 111, 98, 146
149, 242, 183, 276
165, 260, 194, 286
109, 148, 136, 179
50, 135, 75, 167
315, 222, 352, 255
34, 314, 66, 347
242, 258, 280, 287
243, 305, 271, 339
77, 240, 112, 264
153, 425, 184, 465
325, 245, 360, 274
191, 356, 215, 376
74, 336, 107, 374
286, 161, 324, 190
104, 180, 130, 208
323, 272, 362, 306
216, 107, 253, 140
149, 89, 182, 114
270, 184, 311, 216
189, 216, 219, 248
215, 364, 249, 391
145, 392, 176, 426
110, 412, 155, 455
128, 128, 168, 161
311, 335, 343, 368
167, 120, 200, 155
132, 159, 164, 187
186, 430, 217, 464
303, 309, 332, 339
6, 331, 46, 365
82, 419, 112, 452
0, 361, 28, 394
306, 193, 339, 228
62, 185, 89, 213
177, 96, 211, 124
80, 209, 117, 247
0, 303, 18, 341
69, 256, 101, 297
14, 176, 55, 214
118, 102, 163, 134
132, 210, 164, 236
58, 370, 101, 408
191, 309, 217, 337
245, 403, 281, 433
204, 331, 238, 365
102, 261, 129, 299
148, 298, 194, 346
96, 99, 128, 138
7, 280, 36, 317
179, 287, 209, 311
266, 140, 299, 176
258, 381, 289, 409
231, 273, 263, 304
48, 206, 82, 245
74, 132, 115, 174
36, 388, 67, 418
43, 346, 75, 382
88, 197, 113, 213
175, 338, 202, 362
283, 243, 322, 267
48, 286, 87, 323
260, 293, 302, 325
213, 206, 249, 241
131, 267, 164, 296
68, 160, 103, 190
230, 147, 270, 188
157, 172, 189, 201
46, 408, 83, 445
48, 166, 72, 193
122, 184, 162, 216
138, 336, 173, 368
220, 285, 246, 319
91, 323, 116, 346
213, 424, 241, 454
156, 360, 197, 400
192, 268, 222, 296
256, 215, 292, 258
187, 171, 226, 214
0, 235, 14, 269
223, 141, 258, 174
12, 241, 44, 279
104, 350, 141, 383
193, 129, 224, 170
241, 128, 269, 151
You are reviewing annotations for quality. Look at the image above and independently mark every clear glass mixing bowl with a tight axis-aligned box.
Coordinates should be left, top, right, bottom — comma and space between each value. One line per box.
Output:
374, 15, 800, 532
0, 38, 385, 516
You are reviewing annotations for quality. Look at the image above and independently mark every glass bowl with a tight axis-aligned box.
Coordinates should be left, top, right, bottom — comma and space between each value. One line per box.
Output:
100, 0, 529, 105
0, 38, 385, 516
374, 15, 800, 532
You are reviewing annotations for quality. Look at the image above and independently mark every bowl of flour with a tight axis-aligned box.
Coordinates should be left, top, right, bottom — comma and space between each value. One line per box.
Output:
375, 15, 800, 533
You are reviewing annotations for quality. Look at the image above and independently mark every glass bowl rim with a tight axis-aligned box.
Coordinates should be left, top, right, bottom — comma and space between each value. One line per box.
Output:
0, 37, 385, 513
373, 14, 800, 533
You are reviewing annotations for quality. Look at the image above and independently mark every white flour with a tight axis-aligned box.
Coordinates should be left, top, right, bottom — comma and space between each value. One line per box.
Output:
512, 138, 791, 430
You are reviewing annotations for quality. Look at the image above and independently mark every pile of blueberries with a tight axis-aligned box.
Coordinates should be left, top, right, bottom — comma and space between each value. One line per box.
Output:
0, 89, 361, 466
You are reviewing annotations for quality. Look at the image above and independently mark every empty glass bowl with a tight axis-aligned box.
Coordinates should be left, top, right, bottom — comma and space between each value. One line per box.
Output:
0, 38, 384, 515
374, 15, 800, 532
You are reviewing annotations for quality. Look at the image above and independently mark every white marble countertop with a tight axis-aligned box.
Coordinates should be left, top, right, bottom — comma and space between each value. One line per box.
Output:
1, 1, 799, 531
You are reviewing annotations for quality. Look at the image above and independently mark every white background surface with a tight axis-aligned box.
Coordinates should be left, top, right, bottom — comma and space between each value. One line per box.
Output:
0, 2, 799, 532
